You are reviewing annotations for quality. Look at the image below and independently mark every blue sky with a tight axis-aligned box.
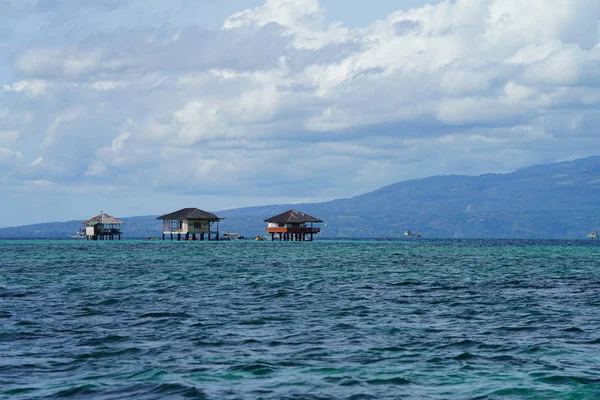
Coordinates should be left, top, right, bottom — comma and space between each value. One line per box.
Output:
1, 0, 600, 227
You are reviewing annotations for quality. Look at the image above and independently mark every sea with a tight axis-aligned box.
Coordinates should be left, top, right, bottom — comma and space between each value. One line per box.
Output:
1, 239, 600, 399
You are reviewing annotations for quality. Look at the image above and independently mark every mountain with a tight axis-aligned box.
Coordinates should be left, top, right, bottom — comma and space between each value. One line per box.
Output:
0, 216, 159, 240
2, 156, 600, 239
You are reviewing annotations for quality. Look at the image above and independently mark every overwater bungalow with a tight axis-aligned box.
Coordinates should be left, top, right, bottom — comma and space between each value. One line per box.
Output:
83, 212, 124, 241
264, 210, 322, 241
157, 208, 223, 241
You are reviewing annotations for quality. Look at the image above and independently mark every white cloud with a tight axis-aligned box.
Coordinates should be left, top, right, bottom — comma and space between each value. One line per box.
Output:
2, 79, 49, 97
1, 0, 600, 222
30, 156, 43, 166
90, 80, 122, 91
505, 40, 565, 65
42, 108, 83, 150
111, 132, 130, 152
0, 147, 23, 163
223, 0, 349, 49
14, 48, 131, 80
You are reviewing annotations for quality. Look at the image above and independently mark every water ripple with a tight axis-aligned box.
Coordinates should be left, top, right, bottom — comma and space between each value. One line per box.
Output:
1, 239, 600, 398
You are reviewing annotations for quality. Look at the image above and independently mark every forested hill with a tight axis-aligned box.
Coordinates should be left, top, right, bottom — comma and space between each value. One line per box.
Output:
2, 156, 600, 239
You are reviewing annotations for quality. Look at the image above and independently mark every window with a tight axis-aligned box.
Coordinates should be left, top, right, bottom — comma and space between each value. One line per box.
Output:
193, 221, 203, 229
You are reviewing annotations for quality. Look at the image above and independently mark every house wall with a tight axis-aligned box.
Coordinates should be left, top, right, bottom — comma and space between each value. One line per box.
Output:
267, 222, 307, 228
184, 219, 212, 233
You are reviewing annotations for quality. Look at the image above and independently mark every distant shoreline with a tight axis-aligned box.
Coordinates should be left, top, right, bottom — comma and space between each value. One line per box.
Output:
1, 237, 599, 243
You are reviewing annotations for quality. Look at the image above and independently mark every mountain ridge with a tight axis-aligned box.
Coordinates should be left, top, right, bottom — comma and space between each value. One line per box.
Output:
1, 156, 599, 239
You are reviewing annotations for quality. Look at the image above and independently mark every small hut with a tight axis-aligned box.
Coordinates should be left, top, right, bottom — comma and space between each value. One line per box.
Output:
83, 212, 124, 241
157, 208, 223, 241
264, 210, 322, 241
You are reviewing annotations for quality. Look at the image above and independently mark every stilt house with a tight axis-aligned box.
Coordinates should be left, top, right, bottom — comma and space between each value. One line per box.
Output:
83, 212, 124, 241
157, 208, 223, 241
264, 210, 322, 241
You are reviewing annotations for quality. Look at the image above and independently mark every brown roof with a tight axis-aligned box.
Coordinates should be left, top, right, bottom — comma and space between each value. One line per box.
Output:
264, 209, 323, 223
156, 208, 223, 221
83, 213, 125, 226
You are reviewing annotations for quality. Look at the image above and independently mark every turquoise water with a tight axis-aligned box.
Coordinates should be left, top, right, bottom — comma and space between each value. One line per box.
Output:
1, 239, 600, 399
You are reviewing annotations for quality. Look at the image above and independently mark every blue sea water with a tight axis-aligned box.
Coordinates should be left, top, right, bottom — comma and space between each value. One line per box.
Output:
1, 239, 600, 399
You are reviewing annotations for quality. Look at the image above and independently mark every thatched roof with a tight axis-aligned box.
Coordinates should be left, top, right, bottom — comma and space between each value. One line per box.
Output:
83, 213, 125, 226
156, 208, 223, 221
264, 210, 323, 223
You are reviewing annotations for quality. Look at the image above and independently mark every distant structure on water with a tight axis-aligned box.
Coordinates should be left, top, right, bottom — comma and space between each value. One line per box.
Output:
223, 232, 244, 240
157, 208, 223, 241
404, 230, 421, 238
588, 232, 598, 239
83, 212, 124, 241
72, 228, 86, 239
264, 210, 322, 241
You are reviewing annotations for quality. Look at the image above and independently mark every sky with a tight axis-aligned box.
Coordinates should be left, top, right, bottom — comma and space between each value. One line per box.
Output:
1, 0, 600, 227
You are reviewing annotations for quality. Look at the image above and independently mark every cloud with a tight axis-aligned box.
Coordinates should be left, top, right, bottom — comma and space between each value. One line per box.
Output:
223, 0, 349, 49
2, 79, 49, 97
1, 0, 600, 224
30, 156, 43, 166
14, 48, 130, 80
0, 147, 23, 164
